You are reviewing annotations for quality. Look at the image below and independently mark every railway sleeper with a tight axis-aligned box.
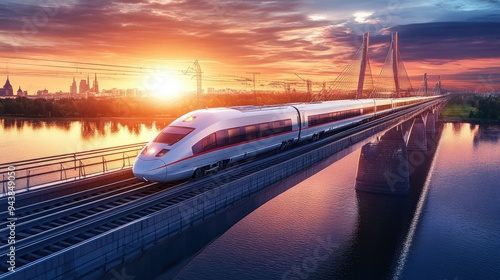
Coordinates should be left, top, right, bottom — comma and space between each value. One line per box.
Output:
34, 249, 52, 257
37, 225, 53, 231
23, 254, 40, 262
89, 229, 102, 235
25, 228, 43, 234
100, 224, 116, 230
122, 217, 136, 223
57, 241, 73, 247
47, 244, 64, 251
69, 236, 84, 243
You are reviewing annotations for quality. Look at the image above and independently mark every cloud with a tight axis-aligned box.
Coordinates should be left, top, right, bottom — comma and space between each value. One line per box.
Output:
387, 22, 500, 61
0, 0, 499, 92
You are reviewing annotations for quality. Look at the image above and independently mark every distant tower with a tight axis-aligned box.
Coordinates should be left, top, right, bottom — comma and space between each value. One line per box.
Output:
436, 75, 442, 95
357, 32, 370, 99
17, 86, 22, 96
423, 73, 428, 96
93, 73, 99, 93
70, 76, 77, 94
2, 76, 13, 96
392, 33, 400, 98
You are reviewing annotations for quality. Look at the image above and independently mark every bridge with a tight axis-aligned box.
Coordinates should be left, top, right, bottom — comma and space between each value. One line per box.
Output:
0, 33, 450, 279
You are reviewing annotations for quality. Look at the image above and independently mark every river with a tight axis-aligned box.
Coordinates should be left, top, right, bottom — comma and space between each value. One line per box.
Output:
0, 118, 172, 163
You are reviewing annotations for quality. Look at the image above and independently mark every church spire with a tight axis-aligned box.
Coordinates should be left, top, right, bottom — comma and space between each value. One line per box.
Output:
93, 73, 99, 93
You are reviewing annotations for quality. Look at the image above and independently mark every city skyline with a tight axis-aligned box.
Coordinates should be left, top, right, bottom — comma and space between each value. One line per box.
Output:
0, 0, 499, 95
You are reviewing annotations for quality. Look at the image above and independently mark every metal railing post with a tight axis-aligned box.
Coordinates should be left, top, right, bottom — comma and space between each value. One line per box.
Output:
102, 156, 107, 173
79, 160, 86, 178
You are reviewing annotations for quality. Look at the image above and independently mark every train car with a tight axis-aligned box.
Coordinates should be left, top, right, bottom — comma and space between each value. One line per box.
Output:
133, 105, 300, 182
296, 99, 377, 141
392, 96, 439, 110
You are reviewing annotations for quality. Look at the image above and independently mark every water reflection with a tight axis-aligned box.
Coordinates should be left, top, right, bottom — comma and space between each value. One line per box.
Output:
473, 125, 500, 146
313, 124, 443, 279
1, 118, 173, 137
1, 117, 175, 162
45, 119, 72, 131
452, 122, 462, 136
1, 118, 73, 131
77, 119, 172, 140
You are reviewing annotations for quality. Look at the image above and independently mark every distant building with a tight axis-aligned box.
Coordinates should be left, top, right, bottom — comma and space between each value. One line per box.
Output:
70, 77, 77, 94
79, 79, 88, 94
126, 88, 137, 96
37, 88, 49, 96
0, 76, 14, 96
92, 73, 99, 93
16, 86, 28, 97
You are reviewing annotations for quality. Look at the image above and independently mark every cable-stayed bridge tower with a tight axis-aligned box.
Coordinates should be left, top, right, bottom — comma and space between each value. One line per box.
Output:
314, 32, 374, 101
372, 32, 413, 98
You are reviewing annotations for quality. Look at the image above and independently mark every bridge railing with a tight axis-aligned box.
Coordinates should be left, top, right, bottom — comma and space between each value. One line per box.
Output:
0, 142, 147, 196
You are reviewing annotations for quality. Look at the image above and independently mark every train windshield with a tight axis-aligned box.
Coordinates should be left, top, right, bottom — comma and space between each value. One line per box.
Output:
153, 126, 195, 146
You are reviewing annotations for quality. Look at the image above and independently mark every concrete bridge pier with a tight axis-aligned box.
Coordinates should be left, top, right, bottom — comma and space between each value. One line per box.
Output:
355, 126, 410, 195
426, 110, 437, 133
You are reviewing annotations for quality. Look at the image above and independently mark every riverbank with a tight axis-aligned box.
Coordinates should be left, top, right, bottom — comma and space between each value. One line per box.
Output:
440, 118, 500, 124
440, 94, 500, 123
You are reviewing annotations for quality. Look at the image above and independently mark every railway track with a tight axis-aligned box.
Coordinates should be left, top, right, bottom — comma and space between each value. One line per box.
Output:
0, 97, 447, 276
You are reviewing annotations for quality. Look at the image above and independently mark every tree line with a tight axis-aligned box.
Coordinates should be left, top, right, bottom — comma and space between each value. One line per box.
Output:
449, 94, 500, 120
0, 92, 311, 118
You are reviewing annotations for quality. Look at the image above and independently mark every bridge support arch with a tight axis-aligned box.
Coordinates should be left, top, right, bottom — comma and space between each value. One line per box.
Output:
355, 107, 443, 195
407, 115, 427, 151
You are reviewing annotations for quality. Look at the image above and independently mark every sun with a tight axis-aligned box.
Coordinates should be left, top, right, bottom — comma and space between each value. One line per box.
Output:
143, 70, 183, 99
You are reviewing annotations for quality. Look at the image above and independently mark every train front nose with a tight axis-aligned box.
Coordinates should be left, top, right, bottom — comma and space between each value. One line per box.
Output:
132, 158, 168, 182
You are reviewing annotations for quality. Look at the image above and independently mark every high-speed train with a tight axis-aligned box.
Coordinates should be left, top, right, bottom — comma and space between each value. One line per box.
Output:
133, 96, 440, 182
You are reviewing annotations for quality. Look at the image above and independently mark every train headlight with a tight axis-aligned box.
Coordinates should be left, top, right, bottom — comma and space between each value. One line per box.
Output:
141, 146, 148, 155
155, 149, 170, 157
183, 116, 196, 123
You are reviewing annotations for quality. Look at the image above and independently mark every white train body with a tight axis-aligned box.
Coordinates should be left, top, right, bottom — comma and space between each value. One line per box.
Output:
133, 96, 439, 182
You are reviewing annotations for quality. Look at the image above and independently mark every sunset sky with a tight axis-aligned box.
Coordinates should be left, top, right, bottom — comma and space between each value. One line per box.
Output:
0, 0, 499, 95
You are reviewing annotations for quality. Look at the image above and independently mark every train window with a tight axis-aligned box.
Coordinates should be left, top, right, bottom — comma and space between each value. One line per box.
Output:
376, 104, 392, 111
228, 127, 242, 144
216, 130, 229, 147
308, 109, 362, 127
258, 123, 271, 137
283, 119, 292, 131
245, 125, 258, 140
363, 106, 375, 115
271, 121, 283, 133
192, 133, 217, 154
309, 116, 318, 126
154, 126, 195, 145
192, 119, 293, 154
